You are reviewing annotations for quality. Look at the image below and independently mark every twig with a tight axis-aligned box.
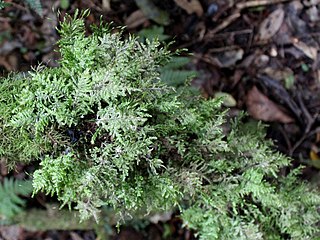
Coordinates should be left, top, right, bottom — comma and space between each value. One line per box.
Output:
278, 124, 292, 151
209, 29, 253, 40
289, 124, 320, 156
208, 45, 242, 53
206, 11, 241, 38
296, 91, 314, 134
236, 0, 292, 9
205, 0, 292, 38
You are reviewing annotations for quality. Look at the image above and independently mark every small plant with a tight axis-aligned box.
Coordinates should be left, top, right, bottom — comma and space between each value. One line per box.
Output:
0, 0, 42, 16
24, 0, 43, 16
0, 0, 9, 10
0, 178, 33, 222
0, 10, 320, 239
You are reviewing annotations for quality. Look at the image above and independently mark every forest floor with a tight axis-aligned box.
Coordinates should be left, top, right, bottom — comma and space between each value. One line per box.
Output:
0, 0, 320, 239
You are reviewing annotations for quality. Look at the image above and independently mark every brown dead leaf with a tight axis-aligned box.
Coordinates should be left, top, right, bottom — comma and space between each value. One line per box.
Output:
0, 226, 24, 240
292, 39, 318, 60
125, 10, 147, 29
246, 86, 294, 123
257, 8, 285, 41
70, 232, 84, 240
0, 159, 8, 177
0, 55, 18, 71
314, 70, 320, 84
174, 0, 203, 17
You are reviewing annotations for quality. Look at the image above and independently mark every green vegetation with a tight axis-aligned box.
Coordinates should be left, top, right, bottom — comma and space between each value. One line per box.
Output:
0, 178, 33, 222
24, 0, 43, 16
0, 10, 319, 239
0, 0, 9, 10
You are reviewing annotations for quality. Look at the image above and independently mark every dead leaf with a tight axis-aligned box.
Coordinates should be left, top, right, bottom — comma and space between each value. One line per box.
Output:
286, 3, 308, 35
135, 0, 170, 25
273, 19, 292, 45
262, 67, 295, 89
0, 55, 18, 71
125, 10, 147, 29
70, 232, 84, 240
0, 159, 8, 177
210, 48, 244, 68
314, 70, 320, 84
292, 39, 318, 60
174, 0, 203, 17
303, 0, 320, 6
215, 92, 237, 107
102, 0, 111, 11
257, 8, 285, 41
253, 54, 269, 68
246, 86, 294, 123
262, 67, 294, 81
284, 47, 306, 59
0, 226, 24, 240
309, 144, 320, 169
149, 211, 172, 224
0, 41, 22, 55
306, 5, 319, 22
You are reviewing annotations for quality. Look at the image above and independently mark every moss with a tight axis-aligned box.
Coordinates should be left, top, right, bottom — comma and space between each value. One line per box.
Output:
1, 10, 319, 239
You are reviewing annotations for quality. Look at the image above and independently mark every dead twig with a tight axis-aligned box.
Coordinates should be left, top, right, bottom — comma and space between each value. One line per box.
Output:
205, 11, 241, 38
207, 45, 242, 53
209, 29, 253, 40
236, 0, 293, 10
289, 123, 320, 156
296, 91, 314, 134
288, 92, 318, 156
205, 0, 292, 38
278, 125, 292, 151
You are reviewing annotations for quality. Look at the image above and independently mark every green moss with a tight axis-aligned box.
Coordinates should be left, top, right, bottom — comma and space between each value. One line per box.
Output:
1, 11, 319, 239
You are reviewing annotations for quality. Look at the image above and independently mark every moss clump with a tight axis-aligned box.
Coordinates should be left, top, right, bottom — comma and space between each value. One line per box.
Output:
1, 10, 319, 239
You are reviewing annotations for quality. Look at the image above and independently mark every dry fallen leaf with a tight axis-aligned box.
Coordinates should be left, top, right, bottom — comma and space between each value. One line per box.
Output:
303, 0, 320, 6
174, 0, 204, 17
309, 144, 320, 169
262, 67, 294, 81
0, 55, 18, 71
306, 5, 319, 22
210, 48, 244, 68
257, 8, 285, 41
149, 211, 172, 224
262, 67, 295, 89
70, 232, 84, 240
293, 39, 318, 60
0, 226, 24, 240
313, 71, 320, 87
0, 41, 22, 55
125, 10, 147, 29
135, 0, 170, 25
246, 86, 294, 123
102, 0, 111, 11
